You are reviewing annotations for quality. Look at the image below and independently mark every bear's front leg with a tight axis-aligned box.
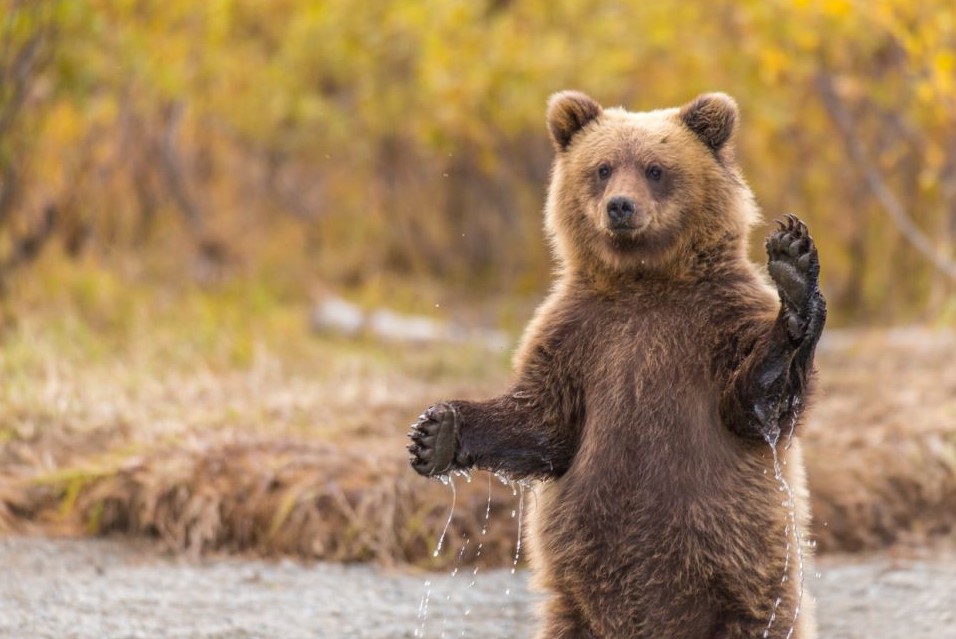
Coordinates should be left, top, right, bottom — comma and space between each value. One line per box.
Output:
723, 215, 826, 441
408, 384, 581, 480
409, 316, 583, 479
757, 215, 826, 436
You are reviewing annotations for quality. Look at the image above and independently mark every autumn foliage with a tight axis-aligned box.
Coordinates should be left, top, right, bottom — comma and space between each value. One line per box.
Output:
2, 0, 955, 321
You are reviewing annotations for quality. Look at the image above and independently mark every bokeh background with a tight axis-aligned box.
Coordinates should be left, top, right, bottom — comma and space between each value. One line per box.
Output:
1, 0, 955, 567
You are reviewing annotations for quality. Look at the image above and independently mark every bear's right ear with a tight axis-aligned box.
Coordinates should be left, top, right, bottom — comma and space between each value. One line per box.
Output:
547, 91, 603, 152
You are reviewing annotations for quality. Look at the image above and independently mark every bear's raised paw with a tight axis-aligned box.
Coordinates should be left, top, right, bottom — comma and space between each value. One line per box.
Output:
766, 214, 824, 343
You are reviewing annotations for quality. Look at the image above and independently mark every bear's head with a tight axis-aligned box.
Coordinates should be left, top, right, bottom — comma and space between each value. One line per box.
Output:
544, 91, 759, 279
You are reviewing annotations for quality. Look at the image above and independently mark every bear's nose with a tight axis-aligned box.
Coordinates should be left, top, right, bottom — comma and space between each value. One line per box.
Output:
606, 196, 637, 228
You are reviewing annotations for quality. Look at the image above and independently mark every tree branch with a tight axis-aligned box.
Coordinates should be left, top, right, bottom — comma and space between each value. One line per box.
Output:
159, 100, 204, 235
815, 71, 956, 282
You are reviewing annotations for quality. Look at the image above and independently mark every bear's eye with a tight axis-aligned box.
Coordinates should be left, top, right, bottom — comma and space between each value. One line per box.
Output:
597, 163, 612, 180
646, 165, 664, 181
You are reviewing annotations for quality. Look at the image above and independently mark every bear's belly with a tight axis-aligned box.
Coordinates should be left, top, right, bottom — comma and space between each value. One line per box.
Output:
526, 403, 804, 637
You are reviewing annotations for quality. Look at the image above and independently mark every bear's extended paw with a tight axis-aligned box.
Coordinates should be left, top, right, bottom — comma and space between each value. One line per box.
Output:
407, 403, 470, 477
766, 214, 823, 343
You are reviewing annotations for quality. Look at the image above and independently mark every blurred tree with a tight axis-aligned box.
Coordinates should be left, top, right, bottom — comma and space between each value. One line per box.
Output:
0, 1, 60, 292
1, 0, 954, 322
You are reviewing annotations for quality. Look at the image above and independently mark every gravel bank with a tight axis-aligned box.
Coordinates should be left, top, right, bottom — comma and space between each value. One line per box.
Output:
0, 537, 953, 638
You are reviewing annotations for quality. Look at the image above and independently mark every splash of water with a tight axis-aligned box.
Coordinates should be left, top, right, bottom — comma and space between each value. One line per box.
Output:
439, 540, 469, 639
414, 579, 432, 638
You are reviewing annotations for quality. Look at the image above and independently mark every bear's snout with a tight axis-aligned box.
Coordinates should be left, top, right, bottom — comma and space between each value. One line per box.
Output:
606, 195, 639, 230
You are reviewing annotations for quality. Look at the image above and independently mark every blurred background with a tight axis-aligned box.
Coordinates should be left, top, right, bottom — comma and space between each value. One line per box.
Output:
1, 0, 955, 579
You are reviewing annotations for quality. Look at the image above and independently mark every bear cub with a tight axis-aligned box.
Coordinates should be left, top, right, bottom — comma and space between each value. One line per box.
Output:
408, 91, 825, 639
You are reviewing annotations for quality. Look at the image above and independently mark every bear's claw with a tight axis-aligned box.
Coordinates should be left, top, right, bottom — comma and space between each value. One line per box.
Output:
408, 402, 461, 476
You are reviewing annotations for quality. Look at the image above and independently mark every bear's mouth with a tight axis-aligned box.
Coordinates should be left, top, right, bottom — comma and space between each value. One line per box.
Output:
605, 221, 648, 242
605, 229, 644, 251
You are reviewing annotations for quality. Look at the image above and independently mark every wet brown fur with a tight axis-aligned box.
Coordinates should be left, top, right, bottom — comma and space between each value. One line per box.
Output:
439, 93, 818, 638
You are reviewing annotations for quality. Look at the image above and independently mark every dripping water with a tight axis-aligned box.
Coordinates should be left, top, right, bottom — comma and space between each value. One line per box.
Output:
433, 474, 457, 557
419, 471, 531, 636
416, 474, 458, 637
440, 471, 474, 638
784, 396, 801, 451
468, 473, 494, 590
511, 483, 526, 575
762, 410, 806, 639
506, 479, 533, 595
460, 472, 494, 637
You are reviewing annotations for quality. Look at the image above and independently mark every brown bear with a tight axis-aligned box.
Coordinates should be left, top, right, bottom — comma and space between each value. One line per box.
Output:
408, 91, 825, 639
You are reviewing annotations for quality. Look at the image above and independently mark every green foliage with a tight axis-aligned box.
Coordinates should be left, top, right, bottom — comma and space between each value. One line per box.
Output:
3, 0, 956, 322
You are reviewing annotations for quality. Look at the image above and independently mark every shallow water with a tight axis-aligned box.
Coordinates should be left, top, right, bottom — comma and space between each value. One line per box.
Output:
1, 537, 954, 639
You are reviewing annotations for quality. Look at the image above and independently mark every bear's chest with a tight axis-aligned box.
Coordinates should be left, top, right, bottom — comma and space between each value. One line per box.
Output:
562, 301, 744, 495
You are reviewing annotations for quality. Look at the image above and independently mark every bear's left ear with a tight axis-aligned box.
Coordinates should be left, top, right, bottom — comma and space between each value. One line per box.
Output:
679, 93, 738, 153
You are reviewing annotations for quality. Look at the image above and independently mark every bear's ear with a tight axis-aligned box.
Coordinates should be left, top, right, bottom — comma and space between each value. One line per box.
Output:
679, 93, 738, 152
547, 91, 603, 152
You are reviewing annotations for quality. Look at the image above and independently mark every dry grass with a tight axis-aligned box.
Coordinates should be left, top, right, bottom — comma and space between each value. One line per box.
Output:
0, 276, 523, 567
806, 328, 956, 552
1, 288, 955, 566
66, 441, 523, 568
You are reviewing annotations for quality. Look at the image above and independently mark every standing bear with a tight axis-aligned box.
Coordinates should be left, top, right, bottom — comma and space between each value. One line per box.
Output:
408, 91, 825, 639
